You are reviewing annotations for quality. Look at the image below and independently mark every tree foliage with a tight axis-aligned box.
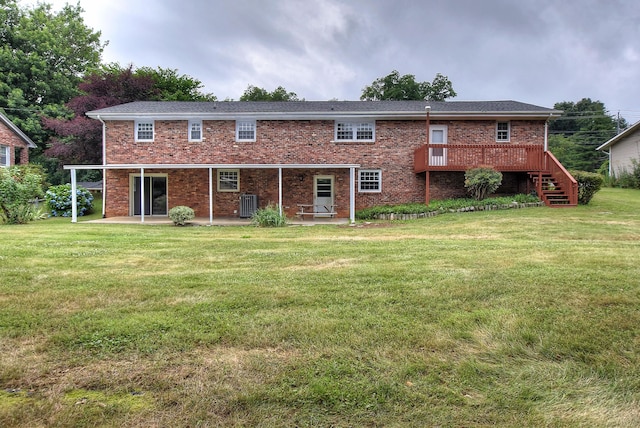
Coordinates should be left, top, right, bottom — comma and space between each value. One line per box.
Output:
548, 98, 626, 172
0, 0, 105, 146
135, 66, 216, 101
240, 85, 300, 101
360, 70, 456, 101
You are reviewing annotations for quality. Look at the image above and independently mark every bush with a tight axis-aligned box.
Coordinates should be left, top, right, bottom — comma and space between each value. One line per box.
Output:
251, 204, 287, 227
569, 170, 604, 205
45, 184, 94, 217
464, 167, 503, 200
168, 205, 195, 226
0, 165, 45, 224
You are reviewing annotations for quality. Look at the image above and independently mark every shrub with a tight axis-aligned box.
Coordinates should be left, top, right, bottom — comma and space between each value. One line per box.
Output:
569, 170, 604, 205
168, 206, 195, 226
45, 184, 94, 217
0, 165, 45, 224
464, 167, 503, 200
251, 204, 287, 227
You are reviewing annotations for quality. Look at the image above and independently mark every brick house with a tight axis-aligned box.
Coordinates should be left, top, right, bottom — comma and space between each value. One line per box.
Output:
0, 111, 36, 167
66, 100, 577, 223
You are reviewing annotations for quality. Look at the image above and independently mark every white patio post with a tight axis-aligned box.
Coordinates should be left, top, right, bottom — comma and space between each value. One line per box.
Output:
349, 167, 356, 224
209, 167, 214, 225
140, 167, 145, 223
278, 167, 283, 216
71, 168, 78, 223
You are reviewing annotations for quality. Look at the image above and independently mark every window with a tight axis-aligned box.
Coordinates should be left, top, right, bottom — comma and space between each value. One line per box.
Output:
335, 121, 375, 142
0, 145, 9, 167
135, 120, 154, 142
236, 120, 256, 141
359, 169, 382, 192
496, 122, 510, 142
189, 120, 202, 141
218, 169, 239, 192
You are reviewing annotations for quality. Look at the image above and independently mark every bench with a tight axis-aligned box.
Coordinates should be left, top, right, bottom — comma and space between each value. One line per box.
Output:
296, 204, 338, 220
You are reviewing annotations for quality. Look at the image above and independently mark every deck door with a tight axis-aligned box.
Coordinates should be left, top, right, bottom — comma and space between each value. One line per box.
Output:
132, 175, 168, 216
313, 175, 334, 217
429, 125, 448, 166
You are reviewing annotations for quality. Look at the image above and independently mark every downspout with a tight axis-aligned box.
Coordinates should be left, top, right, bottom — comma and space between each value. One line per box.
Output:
97, 115, 107, 218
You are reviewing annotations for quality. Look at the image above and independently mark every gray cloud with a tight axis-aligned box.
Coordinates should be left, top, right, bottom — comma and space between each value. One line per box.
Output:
26, 0, 640, 122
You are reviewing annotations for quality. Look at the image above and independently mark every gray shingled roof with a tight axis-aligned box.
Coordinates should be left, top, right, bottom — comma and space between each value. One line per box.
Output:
87, 100, 560, 119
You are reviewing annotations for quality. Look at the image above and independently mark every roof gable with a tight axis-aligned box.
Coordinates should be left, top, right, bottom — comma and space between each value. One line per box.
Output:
597, 120, 640, 151
0, 111, 37, 148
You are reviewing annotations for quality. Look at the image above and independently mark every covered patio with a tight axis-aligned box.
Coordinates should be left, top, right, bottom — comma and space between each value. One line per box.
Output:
64, 163, 360, 224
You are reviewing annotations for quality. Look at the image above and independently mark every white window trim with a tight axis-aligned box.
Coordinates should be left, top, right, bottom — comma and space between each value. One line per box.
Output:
217, 169, 240, 192
135, 120, 154, 142
236, 120, 256, 142
189, 120, 203, 142
0, 145, 9, 167
358, 169, 382, 193
496, 121, 510, 142
334, 120, 375, 142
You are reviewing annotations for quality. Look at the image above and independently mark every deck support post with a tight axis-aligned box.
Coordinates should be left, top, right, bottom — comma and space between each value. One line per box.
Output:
425, 171, 430, 206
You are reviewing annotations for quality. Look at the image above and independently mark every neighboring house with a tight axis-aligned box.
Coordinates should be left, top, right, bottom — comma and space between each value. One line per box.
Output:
66, 100, 577, 223
0, 111, 36, 167
597, 120, 640, 177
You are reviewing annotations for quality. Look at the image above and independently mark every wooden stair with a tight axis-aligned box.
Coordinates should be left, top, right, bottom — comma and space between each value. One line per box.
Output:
530, 173, 575, 207
529, 152, 578, 208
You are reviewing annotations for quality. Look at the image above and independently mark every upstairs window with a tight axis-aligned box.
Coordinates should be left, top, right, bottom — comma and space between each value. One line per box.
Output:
496, 121, 510, 142
218, 169, 239, 192
189, 120, 202, 142
0, 145, 9, 167
135, 120, 154, 142
359, 169, 382, 193
335, 121, 375, 142
236, 120, 256, 142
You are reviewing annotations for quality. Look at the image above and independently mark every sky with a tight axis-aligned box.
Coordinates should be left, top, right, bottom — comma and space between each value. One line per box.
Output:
20, 0, 640, 123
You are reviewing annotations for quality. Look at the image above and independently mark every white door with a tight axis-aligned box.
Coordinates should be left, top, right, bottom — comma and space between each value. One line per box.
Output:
314, 175, 334, 217
429, 125, 448, 166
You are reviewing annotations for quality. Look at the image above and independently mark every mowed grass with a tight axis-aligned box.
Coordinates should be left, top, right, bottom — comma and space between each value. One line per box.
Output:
1, 188, 639, 427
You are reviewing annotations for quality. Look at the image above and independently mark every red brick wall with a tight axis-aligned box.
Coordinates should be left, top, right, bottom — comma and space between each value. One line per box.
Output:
102, 118, 547, 217
0, 121, 30, 165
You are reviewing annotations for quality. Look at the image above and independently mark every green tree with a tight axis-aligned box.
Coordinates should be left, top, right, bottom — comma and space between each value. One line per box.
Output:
360, 70, 456, 101
239, 85, 300, 101
135, 66, 216, 101
548, 98, 626, 172
0, 0, 105, 147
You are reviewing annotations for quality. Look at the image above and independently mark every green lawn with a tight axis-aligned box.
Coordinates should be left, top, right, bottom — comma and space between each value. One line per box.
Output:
1, 188, 639, 427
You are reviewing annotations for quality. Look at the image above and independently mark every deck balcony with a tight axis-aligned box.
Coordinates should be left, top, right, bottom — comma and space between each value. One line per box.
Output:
414, 143, 545, 173
414, 144, 577, 207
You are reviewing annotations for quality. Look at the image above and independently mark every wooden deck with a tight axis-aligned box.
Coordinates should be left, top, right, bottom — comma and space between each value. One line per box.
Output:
414, 144, 545, 173
414, 144, 577, 207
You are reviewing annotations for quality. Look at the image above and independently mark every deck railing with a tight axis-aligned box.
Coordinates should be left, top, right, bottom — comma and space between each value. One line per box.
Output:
543, 151, 578, 206
414, 144, 545, 173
